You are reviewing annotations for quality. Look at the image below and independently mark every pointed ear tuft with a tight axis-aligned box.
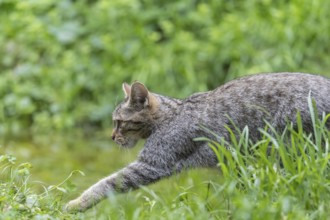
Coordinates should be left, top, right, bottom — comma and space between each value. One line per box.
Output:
130, 82, 149, 110
122, 83, 131, 98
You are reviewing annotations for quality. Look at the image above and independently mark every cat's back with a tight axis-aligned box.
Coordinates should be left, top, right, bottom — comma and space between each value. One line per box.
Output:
182, 72, 330, 117
213, 72, 330, 96
183, 72, 330, 138
211, 72, 330, 105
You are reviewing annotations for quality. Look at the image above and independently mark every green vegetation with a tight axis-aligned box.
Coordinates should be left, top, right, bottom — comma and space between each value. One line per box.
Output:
1, 0, 330, 219
1, 0, 330, 134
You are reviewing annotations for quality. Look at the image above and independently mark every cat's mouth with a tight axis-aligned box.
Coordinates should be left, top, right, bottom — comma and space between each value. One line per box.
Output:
114, 137, 138, 148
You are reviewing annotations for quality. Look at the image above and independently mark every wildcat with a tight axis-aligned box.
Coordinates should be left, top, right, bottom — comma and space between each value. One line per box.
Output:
65, 72, 330, 212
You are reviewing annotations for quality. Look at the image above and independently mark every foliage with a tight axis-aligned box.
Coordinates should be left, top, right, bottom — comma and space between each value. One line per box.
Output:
1, 0, 330, 134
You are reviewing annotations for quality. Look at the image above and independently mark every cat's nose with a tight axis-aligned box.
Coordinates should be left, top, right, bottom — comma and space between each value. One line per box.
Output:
111, 130, 116, 140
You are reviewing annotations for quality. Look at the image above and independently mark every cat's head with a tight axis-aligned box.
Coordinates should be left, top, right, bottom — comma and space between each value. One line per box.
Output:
112, 82, 159, 148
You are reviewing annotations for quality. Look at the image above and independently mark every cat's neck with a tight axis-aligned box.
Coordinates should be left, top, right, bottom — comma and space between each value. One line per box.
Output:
152, 94, 183, 123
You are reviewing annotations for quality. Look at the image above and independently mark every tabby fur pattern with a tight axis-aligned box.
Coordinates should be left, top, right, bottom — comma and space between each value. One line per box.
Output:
66, 72, 330, 212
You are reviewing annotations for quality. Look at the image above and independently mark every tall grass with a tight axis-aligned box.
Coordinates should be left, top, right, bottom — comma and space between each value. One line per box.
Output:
1, 104, 329, 219
216, 131, 328, 219
200, 100, 330, 219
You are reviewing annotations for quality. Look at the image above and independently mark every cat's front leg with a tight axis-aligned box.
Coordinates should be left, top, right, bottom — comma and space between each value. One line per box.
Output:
65, 161, 171, 212
65, 173, 117, 212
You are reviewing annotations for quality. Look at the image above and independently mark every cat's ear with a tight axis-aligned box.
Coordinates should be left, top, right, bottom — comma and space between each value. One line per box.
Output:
122, 82, 131, 99
130, 82, 150, 109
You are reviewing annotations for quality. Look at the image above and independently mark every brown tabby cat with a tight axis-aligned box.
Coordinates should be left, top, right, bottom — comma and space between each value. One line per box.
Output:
66, 72, 330, 212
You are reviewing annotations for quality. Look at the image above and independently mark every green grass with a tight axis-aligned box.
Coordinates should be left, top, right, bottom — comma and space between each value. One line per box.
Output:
1, 111, 330, 219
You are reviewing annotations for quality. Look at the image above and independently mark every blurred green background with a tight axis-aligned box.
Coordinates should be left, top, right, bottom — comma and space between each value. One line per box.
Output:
1, 0, 330, 135
1, 1, 330, 218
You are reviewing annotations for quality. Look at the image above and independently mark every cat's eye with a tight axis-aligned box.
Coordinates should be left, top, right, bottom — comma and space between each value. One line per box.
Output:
129, 121, 143, 125
123, 120, 142, 125
114, 120, 143, 130
113, 120, 122, 129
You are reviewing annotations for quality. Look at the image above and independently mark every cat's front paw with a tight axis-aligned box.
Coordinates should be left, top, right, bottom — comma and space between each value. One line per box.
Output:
64, 198, 88, 213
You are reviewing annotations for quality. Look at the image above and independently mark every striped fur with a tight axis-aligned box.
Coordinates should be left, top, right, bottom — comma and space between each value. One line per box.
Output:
66, 72, 330, 212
